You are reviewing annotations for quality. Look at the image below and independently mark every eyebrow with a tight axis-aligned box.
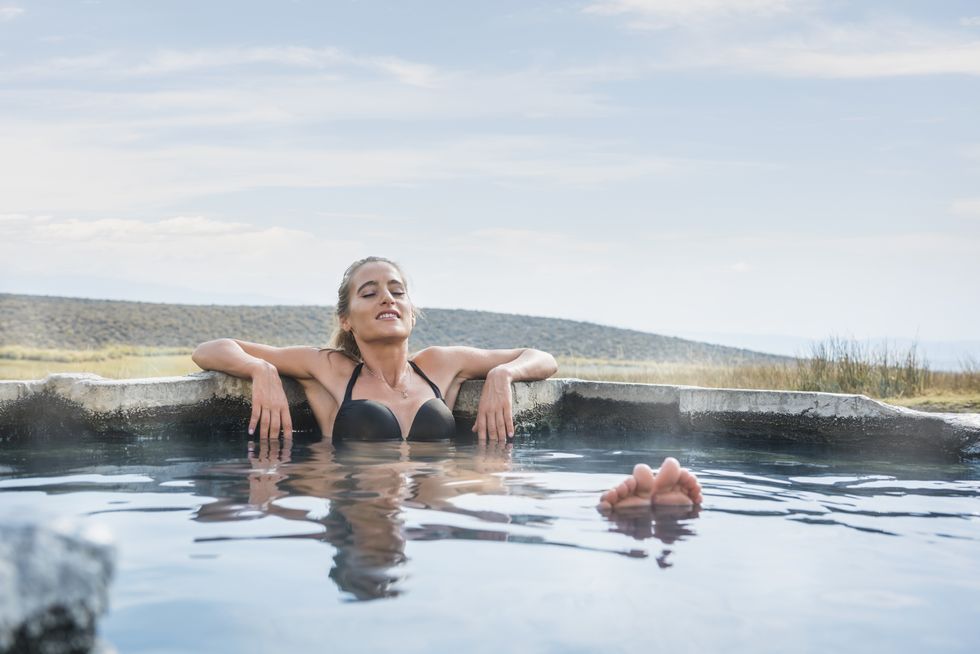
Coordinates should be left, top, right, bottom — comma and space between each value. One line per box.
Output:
356, 279, 405, 293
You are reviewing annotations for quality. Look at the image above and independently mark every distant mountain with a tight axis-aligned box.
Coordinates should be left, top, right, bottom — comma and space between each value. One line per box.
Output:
0, 293, 789, 365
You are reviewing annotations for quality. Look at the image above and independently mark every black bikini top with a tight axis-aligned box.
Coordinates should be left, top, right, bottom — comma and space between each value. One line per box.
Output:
331, 360, 457, 442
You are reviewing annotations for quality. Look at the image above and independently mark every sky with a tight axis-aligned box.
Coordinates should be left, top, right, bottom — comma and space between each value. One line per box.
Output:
1, 0, 978, 364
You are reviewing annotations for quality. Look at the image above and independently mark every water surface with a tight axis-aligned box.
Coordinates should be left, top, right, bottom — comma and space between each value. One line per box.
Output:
1, 430, 978, 653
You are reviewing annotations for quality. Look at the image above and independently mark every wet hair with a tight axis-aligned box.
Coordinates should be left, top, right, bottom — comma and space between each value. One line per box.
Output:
320, 256, 423, 362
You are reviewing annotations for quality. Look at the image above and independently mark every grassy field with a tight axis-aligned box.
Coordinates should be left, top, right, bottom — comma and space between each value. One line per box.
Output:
0, 346, 198, 379
3, 341, 978, 413
558, 338, 980, 413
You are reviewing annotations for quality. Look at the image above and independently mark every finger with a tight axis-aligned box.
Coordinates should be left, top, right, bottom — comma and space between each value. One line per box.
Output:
261, 406, 271, 440
475, 412, 487, 441
496, 409, 507, 441
283, 409, 293, 440
270, 410, 282, 440
488, 411, 499, 441
505, 405, 515, 439
248, 405, 260, 435
496, 410, 507, 441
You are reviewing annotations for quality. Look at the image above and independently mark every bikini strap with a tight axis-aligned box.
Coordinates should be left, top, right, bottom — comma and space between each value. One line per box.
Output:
343, 363, 363, 404
409, 360, 443, 399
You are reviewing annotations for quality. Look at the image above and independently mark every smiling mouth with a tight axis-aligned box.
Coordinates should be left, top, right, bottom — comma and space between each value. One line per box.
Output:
376, 312, 400, 320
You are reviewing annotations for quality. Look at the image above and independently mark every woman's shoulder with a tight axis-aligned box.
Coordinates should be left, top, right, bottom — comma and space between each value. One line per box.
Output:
310, 347, 359, 379
411, 345, 499, 380
410, 345, 461, 372
411, 345, 466, 364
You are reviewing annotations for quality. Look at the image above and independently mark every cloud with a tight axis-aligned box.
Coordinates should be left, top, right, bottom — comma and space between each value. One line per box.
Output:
582, 5, 980, 77
0, 214, 365, 302
0, 46, 616, 130
723, 26, 980, 77
9, 45, 444, 88
0, 121, 708, 212
961, 17, 980, 28
130, 46, 347, 75
362, 56, 442, 88
448, 228, 613, 256
583, 0, 796, 29
950, 198, 980, 217
0, 5, 23, 21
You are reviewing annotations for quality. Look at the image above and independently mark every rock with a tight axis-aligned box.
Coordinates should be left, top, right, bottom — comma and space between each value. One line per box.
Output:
0, 521, 115, 654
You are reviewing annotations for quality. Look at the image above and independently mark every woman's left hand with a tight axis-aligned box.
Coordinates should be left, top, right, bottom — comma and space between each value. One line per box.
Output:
472, 367, 515, 441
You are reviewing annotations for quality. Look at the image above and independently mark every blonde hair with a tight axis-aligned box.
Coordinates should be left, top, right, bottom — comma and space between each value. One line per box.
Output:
320, 256, 422, 362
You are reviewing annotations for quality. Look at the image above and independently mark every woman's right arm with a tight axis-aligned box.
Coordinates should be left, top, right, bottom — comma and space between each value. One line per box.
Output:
191, 339, 321, 440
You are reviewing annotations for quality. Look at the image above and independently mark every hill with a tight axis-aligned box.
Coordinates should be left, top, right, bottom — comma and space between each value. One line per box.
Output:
0, 293, 789, 365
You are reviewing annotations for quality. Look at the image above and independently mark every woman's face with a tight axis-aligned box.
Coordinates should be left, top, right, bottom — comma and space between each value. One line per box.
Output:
341, 261, 415, 343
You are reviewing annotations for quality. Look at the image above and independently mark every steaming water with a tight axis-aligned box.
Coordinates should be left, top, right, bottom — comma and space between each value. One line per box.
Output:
1, 431, 978, 653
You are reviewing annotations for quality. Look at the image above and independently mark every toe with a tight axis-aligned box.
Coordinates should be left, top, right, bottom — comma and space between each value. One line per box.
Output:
631, 463, 657, 495
681, 470, 702, 492
651, 457, 682, 494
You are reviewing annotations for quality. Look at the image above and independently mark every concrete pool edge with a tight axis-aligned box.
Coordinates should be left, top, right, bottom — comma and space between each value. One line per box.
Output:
1, 372, 978, 457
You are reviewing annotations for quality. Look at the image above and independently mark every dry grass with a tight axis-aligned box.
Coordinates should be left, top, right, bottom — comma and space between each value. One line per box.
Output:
886, 393, 980, 413
558, 340, 980, 412
0, 347, 199, 379
556, 357, 798, 389
0, 344, 192, 362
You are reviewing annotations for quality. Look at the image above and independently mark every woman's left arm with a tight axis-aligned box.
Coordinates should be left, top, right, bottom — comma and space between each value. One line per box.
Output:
424, 346, 558, 441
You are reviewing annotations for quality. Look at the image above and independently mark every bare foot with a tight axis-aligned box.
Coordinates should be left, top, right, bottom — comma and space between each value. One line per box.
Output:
597, 457, 703, 512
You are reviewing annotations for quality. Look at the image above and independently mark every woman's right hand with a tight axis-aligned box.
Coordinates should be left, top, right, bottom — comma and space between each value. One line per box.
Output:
248, 361, 294, 440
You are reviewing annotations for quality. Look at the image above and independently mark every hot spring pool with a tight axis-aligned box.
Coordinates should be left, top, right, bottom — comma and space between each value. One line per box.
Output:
1, 430, 978, 653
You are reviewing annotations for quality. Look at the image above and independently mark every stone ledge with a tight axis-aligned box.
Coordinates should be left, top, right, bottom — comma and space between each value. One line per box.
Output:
1, 372, 977, 457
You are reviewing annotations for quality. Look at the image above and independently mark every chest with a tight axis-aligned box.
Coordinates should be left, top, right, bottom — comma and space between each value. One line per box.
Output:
334, 395, 456, 441
305, 358, 462, 441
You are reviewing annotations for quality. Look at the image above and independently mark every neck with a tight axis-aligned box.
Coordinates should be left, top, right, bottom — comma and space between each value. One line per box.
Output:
359, 341, 411, 384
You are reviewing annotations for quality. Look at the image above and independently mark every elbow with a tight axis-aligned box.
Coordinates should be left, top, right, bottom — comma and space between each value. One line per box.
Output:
532, 348, 558, 379
190, 343, 205, 369
191, 338, 224, 369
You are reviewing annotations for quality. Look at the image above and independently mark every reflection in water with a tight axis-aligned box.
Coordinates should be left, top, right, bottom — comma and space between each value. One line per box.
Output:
195, 438, 541, 600
191, 437, 703, 600
605, 505, 701, 568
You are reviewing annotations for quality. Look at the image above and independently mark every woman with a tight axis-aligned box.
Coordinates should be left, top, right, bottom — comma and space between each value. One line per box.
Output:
192, 255, 559, 443
192, 255, 703, 510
